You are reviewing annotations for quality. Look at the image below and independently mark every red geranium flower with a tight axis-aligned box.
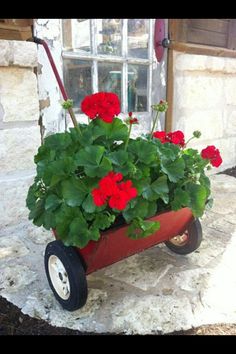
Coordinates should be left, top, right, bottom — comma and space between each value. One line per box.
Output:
108, 191, 129, 210
81, 95, 98, 119
91, 171, 137, 210
153, 130, 185, 147
98, 172, 122, 197
167, 130, 185, 147
201, 145, 222, 167
153, 131, 167, 143
81, 92, 120, 123
119, 180, 138, 199
91, 188, 107, 206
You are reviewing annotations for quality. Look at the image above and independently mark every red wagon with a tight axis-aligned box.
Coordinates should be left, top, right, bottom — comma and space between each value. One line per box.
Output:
44, 208, 202, 311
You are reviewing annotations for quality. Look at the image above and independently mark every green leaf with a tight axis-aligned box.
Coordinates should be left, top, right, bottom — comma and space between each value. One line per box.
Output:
88, 227, 100, 241
76, 146, 112, 177
41, 157, 77, 187
107, 150, 129, 166
82, 194, 96, 213
146, 201, 157, 218
127, 218, 160, 239
61, 177, 88, 207
199, 173, 211, 198
43, 211, 56, 230
76, 145, 105, 166
114, 161, 136, 176
141, 176, 169, 203
92, 117, 129, 142
26, 183, 38, 210
151, 175, 169, 204
33, 213, 45, 227
161, 157, 185, 183
128, 139, 157, 164
43, 132, 72, 151
34, 144, 56, 164
170, 188, 190, 211
185, 183, 207, 217
92, 213, 116, 230
67, 216, 89, 247
122, 198, 149, 223
55, 206, 91, 247
70, 125, 94, 147
142, 184, 157, 201
155, 139, 180, 161
29, 199, 45, 220
45, 194, 62, 211
84, 156, 112, 177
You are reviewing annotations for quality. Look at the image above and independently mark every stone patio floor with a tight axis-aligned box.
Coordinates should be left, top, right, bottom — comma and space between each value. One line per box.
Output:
0, 173, 236, 334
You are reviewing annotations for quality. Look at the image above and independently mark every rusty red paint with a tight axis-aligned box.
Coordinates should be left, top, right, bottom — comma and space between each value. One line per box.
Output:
154, 19, 165, 62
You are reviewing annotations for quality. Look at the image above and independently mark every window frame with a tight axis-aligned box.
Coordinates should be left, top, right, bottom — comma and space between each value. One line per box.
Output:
61, 19, 154, 115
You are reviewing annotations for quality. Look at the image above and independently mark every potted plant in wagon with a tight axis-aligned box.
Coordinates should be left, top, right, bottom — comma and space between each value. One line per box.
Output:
26, 92, 222, 311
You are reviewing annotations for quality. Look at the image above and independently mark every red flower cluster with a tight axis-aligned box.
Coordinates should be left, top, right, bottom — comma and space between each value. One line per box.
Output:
201, 145, 222, 167
153, 130, 185, 147
81, 92, 120, 123
91, 171, 137, 210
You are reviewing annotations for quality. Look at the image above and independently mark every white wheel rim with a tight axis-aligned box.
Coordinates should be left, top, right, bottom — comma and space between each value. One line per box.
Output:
169, 231, 189, 246
48, 255, 70, 300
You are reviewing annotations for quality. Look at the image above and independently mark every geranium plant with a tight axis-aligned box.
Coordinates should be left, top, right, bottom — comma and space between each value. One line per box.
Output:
26, 92, 222, 248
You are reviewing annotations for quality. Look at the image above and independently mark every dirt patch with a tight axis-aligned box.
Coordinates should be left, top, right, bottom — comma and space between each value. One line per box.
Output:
0, 296, 83, 335
1, 167, 236, 335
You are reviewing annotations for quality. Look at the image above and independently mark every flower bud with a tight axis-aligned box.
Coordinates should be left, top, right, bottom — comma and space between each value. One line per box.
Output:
62, 99, 73, 109
193, 130, 201, 139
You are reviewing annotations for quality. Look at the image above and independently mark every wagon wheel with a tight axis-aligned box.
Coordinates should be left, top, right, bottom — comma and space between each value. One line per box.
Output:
164, 219, 202, 255
44, 240, 88, 311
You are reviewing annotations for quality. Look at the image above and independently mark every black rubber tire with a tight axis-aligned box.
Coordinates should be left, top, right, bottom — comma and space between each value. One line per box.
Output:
164, 219, 202, 255
44, 240, 88, 311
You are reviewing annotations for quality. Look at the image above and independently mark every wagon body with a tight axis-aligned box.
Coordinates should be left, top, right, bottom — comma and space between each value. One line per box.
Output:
71, 207, 193, 274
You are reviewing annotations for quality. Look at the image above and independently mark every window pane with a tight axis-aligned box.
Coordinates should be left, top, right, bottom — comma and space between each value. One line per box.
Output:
97, 19, 122, 56
128, 64, 148, 112
98, 62, 122, 103
128, 19, 149, 59
62, 19, 91, 53
63, 59, 92, 113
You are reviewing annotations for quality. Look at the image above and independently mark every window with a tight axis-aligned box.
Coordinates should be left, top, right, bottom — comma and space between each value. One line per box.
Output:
62, 19, 154, 115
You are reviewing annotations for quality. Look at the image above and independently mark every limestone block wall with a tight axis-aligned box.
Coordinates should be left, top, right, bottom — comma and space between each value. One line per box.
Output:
0, 40, 40, 227
172, 52, 236, 172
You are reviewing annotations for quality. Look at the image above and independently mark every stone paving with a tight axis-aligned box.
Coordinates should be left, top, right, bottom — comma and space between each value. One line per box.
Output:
0, 174, 236, 334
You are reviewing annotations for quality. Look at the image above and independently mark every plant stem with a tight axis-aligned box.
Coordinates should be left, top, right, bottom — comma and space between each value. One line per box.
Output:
150, 111, 160, 136
124, 124, 132, 151
185, 136, 194, 146
68, 107, 82, 136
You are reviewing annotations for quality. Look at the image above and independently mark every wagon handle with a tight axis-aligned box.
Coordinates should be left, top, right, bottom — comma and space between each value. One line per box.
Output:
33, 36, 79, 130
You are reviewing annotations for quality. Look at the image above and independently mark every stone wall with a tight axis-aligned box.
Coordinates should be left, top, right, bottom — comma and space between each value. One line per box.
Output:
0, 39, 40, 227
172, 51, 236, 172
34, 19, 66, 137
